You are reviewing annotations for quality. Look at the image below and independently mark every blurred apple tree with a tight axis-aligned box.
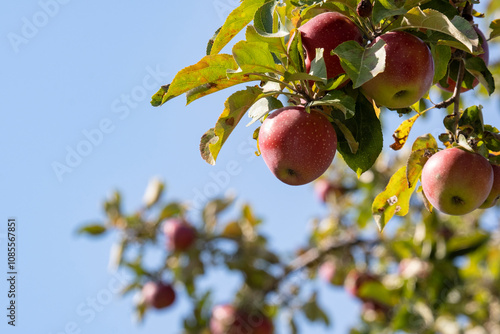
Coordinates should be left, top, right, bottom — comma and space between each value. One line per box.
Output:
80, 0, 500, 333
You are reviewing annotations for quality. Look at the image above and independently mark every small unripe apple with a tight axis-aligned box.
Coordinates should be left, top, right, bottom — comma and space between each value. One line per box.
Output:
299, 12, 363, 84
163, 218, 196, 251
258, 106, 337, 186
438, 27, 489, 93
421, 148, 493, 215
210, 305, 274, 334
141, 281, 176, 309
361, 31, 434, 109
480, 164, 500, 209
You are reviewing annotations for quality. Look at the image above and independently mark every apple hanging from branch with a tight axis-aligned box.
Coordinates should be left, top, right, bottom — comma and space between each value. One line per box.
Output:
361, 31, 434, 109
258, 106, 337, 186
421, 147, 493, 215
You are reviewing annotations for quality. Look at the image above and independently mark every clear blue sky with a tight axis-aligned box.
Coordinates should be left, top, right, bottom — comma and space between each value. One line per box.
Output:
1, 1, 499, 334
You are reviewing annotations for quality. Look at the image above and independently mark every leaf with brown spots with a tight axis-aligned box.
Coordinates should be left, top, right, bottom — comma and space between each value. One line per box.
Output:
151, 54, 253, 107
390, 113, 420, 151
200, 86, 263, 165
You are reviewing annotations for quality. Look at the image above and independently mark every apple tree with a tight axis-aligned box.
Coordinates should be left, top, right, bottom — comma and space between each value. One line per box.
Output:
80, 0, 500, 333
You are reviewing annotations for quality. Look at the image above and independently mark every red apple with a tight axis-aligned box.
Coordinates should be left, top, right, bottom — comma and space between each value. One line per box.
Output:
361, 31, 434, 109
421, 148, 493, 215
299, 12, 363, 84
314, 179, 335, 203
163, 218, 196, 251
210, 305, 274, 334
480, 164, 500, 209
141, 281, 176, 309
438, 26, 489, 93
258, 106, 337, 186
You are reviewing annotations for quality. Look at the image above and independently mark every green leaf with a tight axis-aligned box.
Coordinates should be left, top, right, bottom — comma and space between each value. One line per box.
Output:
372, 166, 418, 231
399, 8, 479, 54
308, 48, 327, 82
210, 0, 267, 55
77, 224, 107, 236
465, 57, 495, 95
430, 44, 452, 84
358, 281, 397, 306
411, 133, 438, 152
490, 19, 500, 40
459, 105, 484, 135
231, 41, 279, 74
247, 96, 284, 126
333, 39, 386, 89
151, 54, 257, 106
309, 90, 356, 119
254, 0, 289, 37
447, 232, 490, 259
287, 28, 306, 73
245, 25, 286, 55
332, 119, 359, 154
372, 0, 408, 24
206, 27, 222, 56
302, 292, 331, 326
200, 87, 263, 164
332, 94, 383, 177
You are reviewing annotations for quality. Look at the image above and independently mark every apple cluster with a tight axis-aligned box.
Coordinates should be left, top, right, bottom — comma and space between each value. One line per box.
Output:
258, 11, 440, 186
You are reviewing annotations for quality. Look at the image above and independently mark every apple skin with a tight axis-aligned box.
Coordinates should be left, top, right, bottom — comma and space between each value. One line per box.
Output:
421, 148, 493, 215
141, 281, 176, 309
163, 218, 196, 251
258, 106, 337, 186
480, 164, 500, 209
210, 305, 274, 334
299, 12, 363, 83
438, 27, 489, 93
361, 31, 434, 109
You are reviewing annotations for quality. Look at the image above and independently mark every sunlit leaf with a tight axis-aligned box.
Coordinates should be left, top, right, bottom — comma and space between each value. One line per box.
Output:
210, 0, 267, 55
390, 114, 420, 151
254, 1, 289, 37
372, 166, 418, 232
399, 8, 479, 54
200, 87, 263, 164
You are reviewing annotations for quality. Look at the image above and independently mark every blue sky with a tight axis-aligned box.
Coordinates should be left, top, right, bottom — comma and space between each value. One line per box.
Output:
1, 1, 499, 334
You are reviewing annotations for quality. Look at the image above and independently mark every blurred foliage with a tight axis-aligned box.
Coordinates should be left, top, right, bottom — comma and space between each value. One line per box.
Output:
79, 0, 500, 333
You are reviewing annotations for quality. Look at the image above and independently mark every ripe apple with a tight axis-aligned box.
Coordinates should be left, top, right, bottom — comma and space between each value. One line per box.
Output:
163, 218, 196, 251
141, 281, 176, 309
210, 305, 274, 334
314, 179, 336, 203
480, 164, 500, 209
299, 12, 363, 83
258, 106, 337, 186
438, 26, 489, 93
361, 31, 434, 109
421, 147, 493, 215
